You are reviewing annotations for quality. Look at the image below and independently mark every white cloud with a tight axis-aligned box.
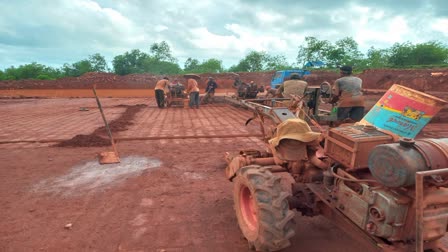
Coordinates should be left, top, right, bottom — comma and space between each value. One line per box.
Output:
0, 0, 447, 69
431, 18, 448, 35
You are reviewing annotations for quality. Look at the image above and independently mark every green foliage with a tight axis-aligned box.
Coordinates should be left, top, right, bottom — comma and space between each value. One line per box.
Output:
297, 37, 363, 68
112, 49, 149, 75
297, 37, 332, 66
365, 47, 390, 68
36, 74, 53, 80
0, 63, 62, 80
229, 51, 290, 72
62, 53, 109, 77
198, 58, 224, 73
184, 58, 200, 72
388, 42, 415, 66
143, 57, 182, 74
183, 58, 224, 73
149, 41, 176, 63
413, 41, 448, 65
88, 53, 109, 72
387, 41, 448, 67
113, 42, 181, 75
2, 39, 448, 81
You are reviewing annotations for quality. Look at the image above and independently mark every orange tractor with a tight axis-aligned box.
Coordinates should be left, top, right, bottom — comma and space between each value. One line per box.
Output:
225, 85, 448, 251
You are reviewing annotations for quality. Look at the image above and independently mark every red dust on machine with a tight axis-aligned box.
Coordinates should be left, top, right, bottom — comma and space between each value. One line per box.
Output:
224, 84, 448, 252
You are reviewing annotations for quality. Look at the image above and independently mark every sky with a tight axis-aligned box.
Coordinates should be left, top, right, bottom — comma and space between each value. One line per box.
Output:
1, 0, 447, 70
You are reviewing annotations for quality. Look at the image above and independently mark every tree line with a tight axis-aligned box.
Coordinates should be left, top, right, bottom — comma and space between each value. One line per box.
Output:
1, 38, 447, 81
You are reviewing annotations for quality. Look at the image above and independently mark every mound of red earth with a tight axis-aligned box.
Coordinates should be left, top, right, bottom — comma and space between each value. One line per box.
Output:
55, 104, 146, 147
359, 69, 448, 91
54, 134, 111, 147
1, 68, 447, 92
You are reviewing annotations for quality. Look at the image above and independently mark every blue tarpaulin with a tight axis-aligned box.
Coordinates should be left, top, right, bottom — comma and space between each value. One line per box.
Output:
304, 61, 326, 67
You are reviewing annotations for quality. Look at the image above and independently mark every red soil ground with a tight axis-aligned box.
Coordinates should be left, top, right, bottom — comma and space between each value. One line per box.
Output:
1, 98, 381, 252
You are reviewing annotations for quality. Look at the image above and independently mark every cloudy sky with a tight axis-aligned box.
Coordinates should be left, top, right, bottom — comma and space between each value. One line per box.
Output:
1, 0, 447, 70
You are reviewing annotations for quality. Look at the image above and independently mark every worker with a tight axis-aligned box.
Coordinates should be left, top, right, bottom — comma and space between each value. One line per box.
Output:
232, 76, 242, 89
276, 73, 308, 99
331, 66, 365, 122
246, 81, 259, 98
186, 77, 200, 109
268, 118, 326, 182
154, 77, 170, 108
203, 77, 218, 104
265, 86, 278, 98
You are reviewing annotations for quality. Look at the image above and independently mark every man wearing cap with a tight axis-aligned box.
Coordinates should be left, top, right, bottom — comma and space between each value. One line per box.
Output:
268, 118, 326, 181
332, 66, 365, 121
204, 77, 218, 104
276, 73, 308, 99
154, 77, 170, 108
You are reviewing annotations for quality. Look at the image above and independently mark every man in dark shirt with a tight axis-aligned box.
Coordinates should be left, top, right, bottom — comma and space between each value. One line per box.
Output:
204, 77, 218, 104
332, 66, 365, 121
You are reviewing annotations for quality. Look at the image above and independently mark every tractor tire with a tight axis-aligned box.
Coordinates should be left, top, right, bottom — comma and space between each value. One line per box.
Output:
233, 165, 296, 252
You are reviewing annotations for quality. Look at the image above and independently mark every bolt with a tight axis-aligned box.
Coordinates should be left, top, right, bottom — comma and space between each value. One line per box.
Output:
366, 222, 377, 234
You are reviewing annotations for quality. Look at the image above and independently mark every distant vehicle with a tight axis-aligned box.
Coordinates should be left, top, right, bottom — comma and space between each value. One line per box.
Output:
270, 69, 311, 89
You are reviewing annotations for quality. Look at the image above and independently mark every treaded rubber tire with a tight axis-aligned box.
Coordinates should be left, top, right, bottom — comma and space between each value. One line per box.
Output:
233, 165, 296, 252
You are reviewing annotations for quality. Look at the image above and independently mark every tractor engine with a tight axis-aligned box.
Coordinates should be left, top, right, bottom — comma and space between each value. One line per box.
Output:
324, 125, 448, 243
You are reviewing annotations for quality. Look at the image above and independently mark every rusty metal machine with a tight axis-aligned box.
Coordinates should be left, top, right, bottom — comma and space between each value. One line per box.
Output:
165, 83, 187, 107
225, 90, 448, 252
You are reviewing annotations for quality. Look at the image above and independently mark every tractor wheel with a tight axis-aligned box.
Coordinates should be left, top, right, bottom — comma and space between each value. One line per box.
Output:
233, 165, 296, 252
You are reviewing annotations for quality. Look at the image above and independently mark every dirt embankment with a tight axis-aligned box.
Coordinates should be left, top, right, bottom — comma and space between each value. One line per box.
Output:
55, 104, 146, 147
359, 68, 448, 91
1, 68, 448, 92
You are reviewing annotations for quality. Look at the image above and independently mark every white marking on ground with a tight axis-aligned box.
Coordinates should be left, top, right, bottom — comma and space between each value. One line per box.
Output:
140, 198, 154, 207
130, 214, 147, 226
181, 171, 204, 180
33, 156, 161, 195
133, 227, 147, 240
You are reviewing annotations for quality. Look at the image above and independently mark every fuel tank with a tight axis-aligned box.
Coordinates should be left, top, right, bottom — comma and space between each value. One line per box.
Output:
368, 138, 448, 187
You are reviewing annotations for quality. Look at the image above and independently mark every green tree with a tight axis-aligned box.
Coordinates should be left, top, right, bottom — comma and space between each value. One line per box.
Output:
229, 51, 268, 72
88, 53, 109, 72
325, 37, 363, 67
150, 41, 176, 63
184, 58, 224, 73
413, 41, 448, 65
197, 58, 224, 73
61, 53, 109, 77
388, 42, 415, 66
264, 55, 291, 70
365, 47, 390, 68
142, 57, 182, 74
1, 63, 61, 80
184, 58, 200, 72
297, 37, 332, 66
230, 51, 291, 72
112, 49, 149, 75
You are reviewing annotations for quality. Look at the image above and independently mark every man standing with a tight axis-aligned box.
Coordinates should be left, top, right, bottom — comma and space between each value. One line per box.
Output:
186, 77, 200, 109
204, 77, 218, 104
332, 66, 365, 121
276, 73, 308, 98
154, 77, 170, 108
